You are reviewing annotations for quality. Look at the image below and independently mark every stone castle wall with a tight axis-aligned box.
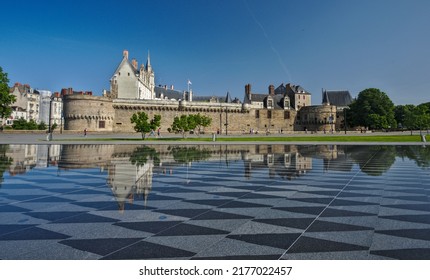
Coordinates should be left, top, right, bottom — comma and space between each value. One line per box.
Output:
63, 95, 115, 131
63, 95, 335, 134
295, 104, 337, 132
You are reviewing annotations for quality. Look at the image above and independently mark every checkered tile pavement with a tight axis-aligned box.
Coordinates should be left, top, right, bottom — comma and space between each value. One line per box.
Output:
1, 144, 430, 259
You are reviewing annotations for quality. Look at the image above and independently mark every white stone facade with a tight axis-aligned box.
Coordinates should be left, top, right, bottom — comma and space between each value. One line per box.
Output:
110, 50, 155, 100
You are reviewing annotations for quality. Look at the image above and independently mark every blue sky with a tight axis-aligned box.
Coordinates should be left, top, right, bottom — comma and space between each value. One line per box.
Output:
1, 0, 429, 105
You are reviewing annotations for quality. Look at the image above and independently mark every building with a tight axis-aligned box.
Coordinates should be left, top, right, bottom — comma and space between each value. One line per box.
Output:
322, 89, 353, 131
6, 83, 40, 126
63, 49, 338, 133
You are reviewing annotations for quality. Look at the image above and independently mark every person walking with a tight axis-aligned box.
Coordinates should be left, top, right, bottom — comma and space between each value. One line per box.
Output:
84, 128, 87, 137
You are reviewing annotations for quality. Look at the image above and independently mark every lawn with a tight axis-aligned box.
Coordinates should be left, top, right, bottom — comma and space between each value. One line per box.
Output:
56, 134, 427, 142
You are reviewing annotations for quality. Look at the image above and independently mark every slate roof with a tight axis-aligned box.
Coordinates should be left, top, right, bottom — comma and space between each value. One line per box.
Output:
154, 87, 183, 100
322, 90, 353, 107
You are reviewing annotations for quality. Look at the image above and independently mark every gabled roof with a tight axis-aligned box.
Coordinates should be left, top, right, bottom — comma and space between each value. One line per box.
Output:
112, 56, 139, 78
251, 93, 267, 102
322, 90, 353, 107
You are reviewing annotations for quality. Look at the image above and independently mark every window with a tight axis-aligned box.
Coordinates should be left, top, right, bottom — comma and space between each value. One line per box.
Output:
284, 111, 290, 119
255, 110, 260, 118
267, 99, 273, 108
99, 121, 105, 128
267, 110, 272, 119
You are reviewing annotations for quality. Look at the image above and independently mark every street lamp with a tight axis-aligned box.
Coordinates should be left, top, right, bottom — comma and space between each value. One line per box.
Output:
47, 94, 55, 141
225, 107, 228, 135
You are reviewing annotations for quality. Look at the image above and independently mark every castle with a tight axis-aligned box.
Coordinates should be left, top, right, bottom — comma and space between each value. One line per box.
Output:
63, 50, 349, 134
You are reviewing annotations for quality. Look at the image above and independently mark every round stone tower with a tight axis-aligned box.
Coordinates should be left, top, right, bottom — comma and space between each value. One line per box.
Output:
63, 95, 114, 131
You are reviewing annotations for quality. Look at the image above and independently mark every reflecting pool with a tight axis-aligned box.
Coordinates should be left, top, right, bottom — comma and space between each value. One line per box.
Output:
1, 144, 430, 259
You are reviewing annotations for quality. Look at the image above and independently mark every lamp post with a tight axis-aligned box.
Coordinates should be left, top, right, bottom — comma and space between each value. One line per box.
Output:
47, 95, 54, 141
225, 107, 228, 135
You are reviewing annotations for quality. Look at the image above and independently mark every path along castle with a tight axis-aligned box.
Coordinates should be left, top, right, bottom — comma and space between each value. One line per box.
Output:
63, 50, 350, 134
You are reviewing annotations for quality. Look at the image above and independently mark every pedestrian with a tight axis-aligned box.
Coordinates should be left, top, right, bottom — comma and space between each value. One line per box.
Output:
157, 128, 160, 137
84, 128, 87, 137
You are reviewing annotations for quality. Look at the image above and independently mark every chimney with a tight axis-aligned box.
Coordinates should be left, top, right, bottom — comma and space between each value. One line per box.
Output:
245, 84, 252, 101
268, 84, 275, 95
131, 59, 138, 69
123, 50, 129, 60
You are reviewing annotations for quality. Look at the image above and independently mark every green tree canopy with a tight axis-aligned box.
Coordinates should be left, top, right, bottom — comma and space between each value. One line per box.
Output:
347, 88, 396, 130
0, 67, 16, 122
192, 113, 212, 135
170, 115, 197, 138
394, 104, 415, 129
130, 112, 161, 139
403, 105, 430, 131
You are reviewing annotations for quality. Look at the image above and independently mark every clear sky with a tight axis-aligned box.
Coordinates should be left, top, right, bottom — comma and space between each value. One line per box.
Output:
1, 0, 429, 105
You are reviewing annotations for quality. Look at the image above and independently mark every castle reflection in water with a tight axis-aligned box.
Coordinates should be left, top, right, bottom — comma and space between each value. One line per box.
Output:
1, 143, 429, 212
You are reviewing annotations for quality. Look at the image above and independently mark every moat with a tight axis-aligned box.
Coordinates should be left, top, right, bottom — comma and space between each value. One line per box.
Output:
0, 144, 429, 259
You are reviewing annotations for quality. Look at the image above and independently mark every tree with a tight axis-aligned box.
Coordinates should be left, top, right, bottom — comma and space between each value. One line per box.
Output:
129, 146, 160, 166
403, 105, 430, 132
170, 115, 197, 138
193, 113, 212, 135
0, 67, 16, 125
130, 112, 161, 139
347, 88, 396, 130
394, 104, 415, 129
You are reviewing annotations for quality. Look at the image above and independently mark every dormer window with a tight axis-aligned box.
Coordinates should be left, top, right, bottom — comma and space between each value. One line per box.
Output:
267, 98, 273, 108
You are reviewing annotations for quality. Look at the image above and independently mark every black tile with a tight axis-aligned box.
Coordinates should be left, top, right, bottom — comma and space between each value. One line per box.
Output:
254, 218, 315, 230
114, 221, 182, 233
191, 210, 253, 220
192, 254, 280, 260
60, 238, 142, 256
307, 220, 374, 232
101, 241, 195, 259
371, 249, 430, 260
337, 192, 380, 198
73, 189, 109, 195
299, 190, 340, 196
384, 196, 429, 202
218, 201, 269, 208
183, 199, 232, 206
146, 194, 183, 201
209, 192, 250, 198
153, 209, 210, 218
26, 211, 119, 223
380, 214, 430, 225
387, 189, 426, 195
155, 223, 229, 236
31, 196, 75, 203
73, 201, 152, 211
0, 224, 37, 235
241, 193, 282, 199
0, 226, 70, 240
289, 197, 334, 205
0, 205, 31, 212
288, 236, 368, 253
273, 206, 325, 215
25, 211, 86, 221
160, 188, 205, 193
382, 204, 430, 212
227, 233, 300, 249
330, 199, 378, 206
321, 208, 376, 217
376, 229, 430, 241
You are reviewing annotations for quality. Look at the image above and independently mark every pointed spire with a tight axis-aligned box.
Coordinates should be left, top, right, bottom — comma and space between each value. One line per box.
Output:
225, 91, 232, 103
146, 50, 152, 71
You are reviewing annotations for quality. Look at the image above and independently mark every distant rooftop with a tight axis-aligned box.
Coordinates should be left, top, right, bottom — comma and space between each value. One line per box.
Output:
322, 90, 353, 107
